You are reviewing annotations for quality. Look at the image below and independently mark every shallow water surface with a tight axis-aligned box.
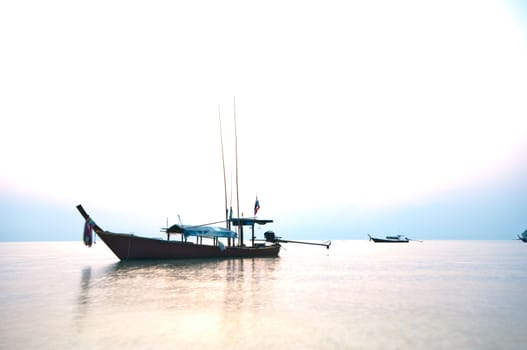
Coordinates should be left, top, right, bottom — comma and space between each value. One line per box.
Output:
0, 240, 525, 349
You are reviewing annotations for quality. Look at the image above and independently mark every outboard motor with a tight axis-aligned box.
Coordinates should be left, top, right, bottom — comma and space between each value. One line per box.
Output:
264, 230, 277, 242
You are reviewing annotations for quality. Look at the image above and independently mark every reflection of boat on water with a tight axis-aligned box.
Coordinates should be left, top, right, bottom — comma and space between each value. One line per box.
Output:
518, 230, 527, 242
74, 254, 282, 332
368, 234, 410, 243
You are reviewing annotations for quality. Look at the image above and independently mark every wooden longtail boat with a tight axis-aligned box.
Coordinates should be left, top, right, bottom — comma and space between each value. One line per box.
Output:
77, 205, 281, 260
78, 99, 329, 260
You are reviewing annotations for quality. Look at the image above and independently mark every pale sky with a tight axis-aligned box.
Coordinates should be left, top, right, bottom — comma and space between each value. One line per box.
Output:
1, 0, 526, 241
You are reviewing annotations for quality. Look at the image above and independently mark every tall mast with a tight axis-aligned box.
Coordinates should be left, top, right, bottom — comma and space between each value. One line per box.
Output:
218, 105, 228, 231
233, 96, 242, 246
229, 173, 233, 231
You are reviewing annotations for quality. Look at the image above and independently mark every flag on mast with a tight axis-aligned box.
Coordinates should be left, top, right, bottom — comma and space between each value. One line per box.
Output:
254, 196, 260, 216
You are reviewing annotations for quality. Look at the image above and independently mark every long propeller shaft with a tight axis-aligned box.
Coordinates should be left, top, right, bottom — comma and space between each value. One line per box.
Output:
276, 239, 331, 249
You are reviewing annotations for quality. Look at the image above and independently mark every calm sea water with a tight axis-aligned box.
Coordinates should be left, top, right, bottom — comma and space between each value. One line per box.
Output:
0, 240, 525, 349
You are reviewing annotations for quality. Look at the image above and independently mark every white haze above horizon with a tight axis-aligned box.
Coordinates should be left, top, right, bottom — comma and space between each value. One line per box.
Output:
1, 0, 527, 240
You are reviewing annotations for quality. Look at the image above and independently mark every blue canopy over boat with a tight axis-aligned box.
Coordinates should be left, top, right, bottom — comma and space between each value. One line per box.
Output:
167, 224, 237, 239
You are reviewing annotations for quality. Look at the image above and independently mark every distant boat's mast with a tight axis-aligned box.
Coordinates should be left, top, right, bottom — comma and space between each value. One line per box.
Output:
234, 96, 242, 246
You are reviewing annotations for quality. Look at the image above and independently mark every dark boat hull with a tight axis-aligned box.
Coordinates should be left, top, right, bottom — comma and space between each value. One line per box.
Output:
369, 235, 409, 243
370, 238, 409, 243
97, 231, 281, 260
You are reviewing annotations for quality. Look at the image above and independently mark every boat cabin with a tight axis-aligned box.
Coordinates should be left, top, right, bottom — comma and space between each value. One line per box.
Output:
230, 217, 273, 247
163, 217, 273, 248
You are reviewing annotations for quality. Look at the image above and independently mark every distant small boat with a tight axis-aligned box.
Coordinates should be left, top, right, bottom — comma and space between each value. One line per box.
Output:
518, 230, 527, 243
368, 234, 410, 243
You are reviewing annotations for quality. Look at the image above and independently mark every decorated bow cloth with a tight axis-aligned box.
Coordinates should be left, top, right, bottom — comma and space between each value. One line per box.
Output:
83, 217, 96, 247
